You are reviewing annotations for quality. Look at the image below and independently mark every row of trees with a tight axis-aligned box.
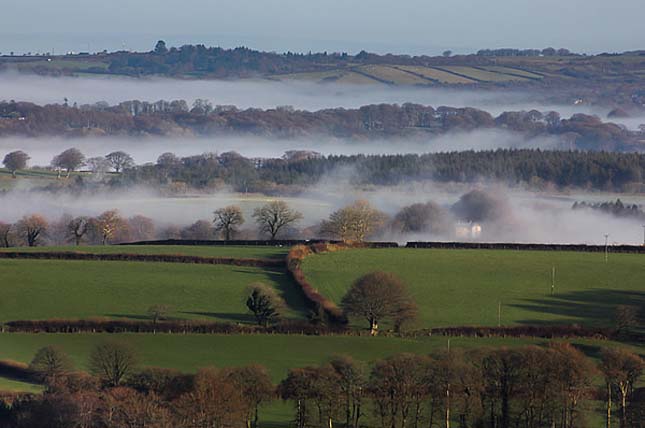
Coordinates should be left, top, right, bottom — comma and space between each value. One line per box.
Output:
2, 149, 134, 178
122, 150, 645, 193
0, 190, 508, 247
8, 341, 643, 428
0, 211, 155, 247
0, 100, 639, 151
5, 147, 645, 193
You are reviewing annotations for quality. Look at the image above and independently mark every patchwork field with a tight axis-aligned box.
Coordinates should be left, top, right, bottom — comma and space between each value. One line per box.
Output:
301, 248, 645, 329
0, 244, 642, 426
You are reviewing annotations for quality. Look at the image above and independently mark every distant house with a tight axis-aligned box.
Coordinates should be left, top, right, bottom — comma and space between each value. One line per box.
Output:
455, 222, 482, 239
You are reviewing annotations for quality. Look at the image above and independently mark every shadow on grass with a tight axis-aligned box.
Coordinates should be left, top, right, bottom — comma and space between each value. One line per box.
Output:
232, 267, 310, 319
512, 288, 645, 328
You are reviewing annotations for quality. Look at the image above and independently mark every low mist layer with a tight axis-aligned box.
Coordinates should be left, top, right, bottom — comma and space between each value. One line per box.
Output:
1, 73, 640, 129
0, 130, 561, 166
2, 181, 644, 245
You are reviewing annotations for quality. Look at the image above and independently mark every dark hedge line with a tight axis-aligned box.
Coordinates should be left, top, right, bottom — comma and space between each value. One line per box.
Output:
286, 244, 348, 324
3, 319, 347, 335
0, 251, 285, 267
417, 325, 613, 340
2, 319, 619, 341
123, 239, 399, 248
406, 241, 645, 254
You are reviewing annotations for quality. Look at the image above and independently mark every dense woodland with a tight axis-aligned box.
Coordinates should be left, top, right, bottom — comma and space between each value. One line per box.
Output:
0, 100, 642, 151
117, 150, 645, 193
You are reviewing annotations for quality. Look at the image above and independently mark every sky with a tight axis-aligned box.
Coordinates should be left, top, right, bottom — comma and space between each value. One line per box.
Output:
0, 0, 642, 55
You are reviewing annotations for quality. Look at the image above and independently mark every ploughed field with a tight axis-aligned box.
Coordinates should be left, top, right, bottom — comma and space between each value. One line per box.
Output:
300, 248, 645, 329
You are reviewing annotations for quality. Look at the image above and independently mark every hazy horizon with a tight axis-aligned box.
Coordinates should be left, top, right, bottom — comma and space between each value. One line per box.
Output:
0, 0, 643, 55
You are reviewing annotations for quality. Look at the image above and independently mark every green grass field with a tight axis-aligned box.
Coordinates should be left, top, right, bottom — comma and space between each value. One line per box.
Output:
0, 259, 304, 322
0, 244, 289, 259
301, 248, 645, 329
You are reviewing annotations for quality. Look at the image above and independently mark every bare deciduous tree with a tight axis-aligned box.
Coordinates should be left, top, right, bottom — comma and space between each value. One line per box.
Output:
225, 365, 275, 428
29, 345, 75, 382
16, 214, 48, 247
252, 200, 302, 240
600, 348, 644, 428
95, 210, 126, 245
0, 221, 13, 247
213, 205, 245, 240
147, 304, 173, 325
88, 340, 138, 387
67, 216, 89, 245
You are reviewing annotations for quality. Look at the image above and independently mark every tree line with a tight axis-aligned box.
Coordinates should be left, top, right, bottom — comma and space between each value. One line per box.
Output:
0, 187, 532, 247
0, 100, 639, 151
3, 340, 642, 428
4, 148, 645, 193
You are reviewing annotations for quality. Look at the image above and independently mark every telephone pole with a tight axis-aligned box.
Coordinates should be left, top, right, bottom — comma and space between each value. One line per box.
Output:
604, 234, 609, 263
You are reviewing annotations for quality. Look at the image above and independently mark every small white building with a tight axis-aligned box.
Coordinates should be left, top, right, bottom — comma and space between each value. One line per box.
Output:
455, 222, 482, 239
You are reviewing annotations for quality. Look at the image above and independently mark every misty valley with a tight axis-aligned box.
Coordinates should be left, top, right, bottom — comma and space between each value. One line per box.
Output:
0, 31, 644, 428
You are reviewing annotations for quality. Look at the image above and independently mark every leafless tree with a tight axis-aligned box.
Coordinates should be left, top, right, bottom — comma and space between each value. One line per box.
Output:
214, 205, 245, 240
253, 200, 302, 240
29, 345, 75, 382
600, 348, 644, 428
16, 214, 48, 246
88, 340, 139, 386
67, 216, 89, 245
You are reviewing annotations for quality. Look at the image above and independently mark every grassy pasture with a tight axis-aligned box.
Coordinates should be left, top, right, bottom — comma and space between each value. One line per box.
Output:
0, 259, 305, 322
0, 333, 634, 383
301, 248, 645, 329
0, 244, 289, 259
356, 65, 430, 85
438, 66, 528, 82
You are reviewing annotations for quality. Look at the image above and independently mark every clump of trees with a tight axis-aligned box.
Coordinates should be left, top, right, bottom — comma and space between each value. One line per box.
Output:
341, 271, 417, 335
392, 201, 453, 235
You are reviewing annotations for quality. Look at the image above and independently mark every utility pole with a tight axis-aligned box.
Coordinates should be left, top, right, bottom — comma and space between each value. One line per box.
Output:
642, 225, 645, 246
604, 233, 609, 263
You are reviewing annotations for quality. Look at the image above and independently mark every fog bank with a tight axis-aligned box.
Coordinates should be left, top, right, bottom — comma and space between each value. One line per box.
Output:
0, 130, 562, 166
1, 73, 641, 129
